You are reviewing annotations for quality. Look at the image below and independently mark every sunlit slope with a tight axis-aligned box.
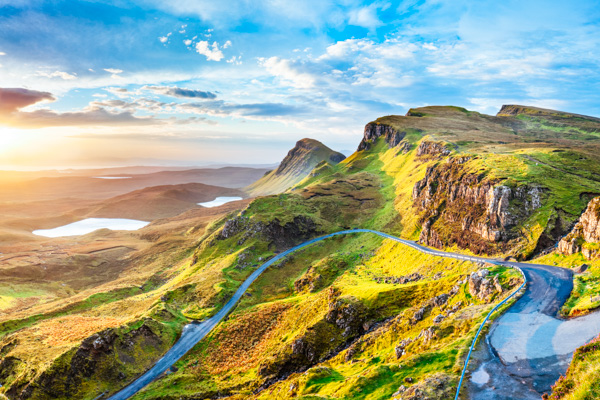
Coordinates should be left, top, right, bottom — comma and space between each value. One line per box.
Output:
2, 104, 600, 399
349, 105, 600, 259
246, 138, 345, 196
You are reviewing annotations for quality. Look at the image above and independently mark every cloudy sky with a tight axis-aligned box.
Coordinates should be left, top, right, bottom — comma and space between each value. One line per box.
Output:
1, 0, 599, 169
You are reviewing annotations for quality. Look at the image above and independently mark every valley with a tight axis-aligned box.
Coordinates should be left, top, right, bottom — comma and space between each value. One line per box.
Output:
2, 105, 600, 400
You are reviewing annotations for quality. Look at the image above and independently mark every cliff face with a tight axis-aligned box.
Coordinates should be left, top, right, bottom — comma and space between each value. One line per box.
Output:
558, 197, 600, 259
412, 142, 543, 255
357, 122, 408, 151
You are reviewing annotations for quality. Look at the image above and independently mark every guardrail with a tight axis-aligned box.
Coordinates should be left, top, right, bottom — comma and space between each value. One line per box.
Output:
453, 262, 527, 400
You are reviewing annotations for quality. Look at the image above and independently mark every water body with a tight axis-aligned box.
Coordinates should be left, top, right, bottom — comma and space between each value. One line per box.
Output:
92, 176, 132, 179
197, 196, 243, 207
33, 218, 149, 237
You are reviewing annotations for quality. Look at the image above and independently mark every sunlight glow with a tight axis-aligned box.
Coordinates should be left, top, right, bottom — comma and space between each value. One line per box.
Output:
0, 128, 31, 153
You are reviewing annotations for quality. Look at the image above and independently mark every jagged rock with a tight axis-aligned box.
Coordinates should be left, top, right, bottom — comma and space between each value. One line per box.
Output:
326, 299, 367, 337
392, 385, 407, 396
558, 197, 600, 259
412, 307, 427, 323
493, 275, 503, 293
416, 140, 451, 157
219, 214, 319, 250
433, 314, 445, 324
400, 373, 454, 400
450, 301, 463, 313
412, 155, 545, 253
358, 123, 407, 151
405, 377, 414, 383
395, 339, 412, 359
373, 272, 423, 285
421, 327, 437, 344
291, 338, 317, 363
468, 270, 502, 301
432, 294, 449, 307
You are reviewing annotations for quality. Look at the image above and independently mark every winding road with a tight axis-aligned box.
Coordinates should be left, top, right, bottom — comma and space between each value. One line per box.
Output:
107, 229, 600, 400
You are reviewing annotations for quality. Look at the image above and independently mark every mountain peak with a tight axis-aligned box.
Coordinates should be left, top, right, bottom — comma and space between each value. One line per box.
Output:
247, 138, 345, 196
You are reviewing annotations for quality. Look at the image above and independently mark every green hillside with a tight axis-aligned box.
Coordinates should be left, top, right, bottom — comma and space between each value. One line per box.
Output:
2, 105, 600, 400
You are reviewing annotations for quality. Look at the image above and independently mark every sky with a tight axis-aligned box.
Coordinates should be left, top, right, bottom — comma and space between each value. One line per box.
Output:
0, 0, 599, 169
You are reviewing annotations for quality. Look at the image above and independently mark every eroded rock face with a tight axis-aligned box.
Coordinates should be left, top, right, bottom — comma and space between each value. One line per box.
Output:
219, 214, 319, 250
325, 299, 368, 337
468, 270, 503, 301
558, 197, 600, 259
415, 140, 451, 157
412, 154, 544, 254
358, 123, 406, 151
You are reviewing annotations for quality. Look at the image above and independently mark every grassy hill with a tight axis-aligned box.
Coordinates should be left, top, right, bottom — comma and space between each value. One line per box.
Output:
1, 105, 600, 399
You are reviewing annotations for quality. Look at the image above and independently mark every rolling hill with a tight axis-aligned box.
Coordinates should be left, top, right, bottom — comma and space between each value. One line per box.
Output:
1, 105, 600, 400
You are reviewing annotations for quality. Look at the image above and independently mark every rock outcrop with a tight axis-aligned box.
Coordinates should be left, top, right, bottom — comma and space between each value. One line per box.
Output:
358, 123, 407, 151
13, 320, 169, 400
394, 373, 454, 400
412, 153, 544, 254
468, 270, 503, 301
415, 140, 451, 157
558, 197, 600, 259
219, 214, 319, 250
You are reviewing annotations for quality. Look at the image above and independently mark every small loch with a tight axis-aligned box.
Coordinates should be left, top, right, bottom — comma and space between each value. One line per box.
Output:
198, 196, 243, 208
33, 218, 149, 237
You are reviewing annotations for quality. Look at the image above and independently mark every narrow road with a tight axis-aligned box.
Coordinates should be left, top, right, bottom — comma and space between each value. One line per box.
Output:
468, 262, 600, 399
106, 229, 597, 400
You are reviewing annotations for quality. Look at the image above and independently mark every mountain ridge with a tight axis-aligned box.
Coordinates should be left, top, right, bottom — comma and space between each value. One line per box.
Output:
246, 138, 346, 196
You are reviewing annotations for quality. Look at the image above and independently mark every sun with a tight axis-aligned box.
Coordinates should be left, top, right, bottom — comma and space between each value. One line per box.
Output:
0, 128, 31, 153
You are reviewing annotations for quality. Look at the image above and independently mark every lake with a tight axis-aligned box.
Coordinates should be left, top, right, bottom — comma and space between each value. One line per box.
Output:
33, 218, 149, 237
198, 196, 243, 208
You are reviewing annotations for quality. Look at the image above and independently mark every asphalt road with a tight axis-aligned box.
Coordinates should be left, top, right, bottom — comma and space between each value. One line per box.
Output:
106, 229, 597, 400
468, 262, 600, 399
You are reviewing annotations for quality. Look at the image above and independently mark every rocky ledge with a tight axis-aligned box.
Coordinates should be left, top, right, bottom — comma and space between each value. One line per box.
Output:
412, 152, 544, 253
358, 122, 407, 151
558, 196, 600, 259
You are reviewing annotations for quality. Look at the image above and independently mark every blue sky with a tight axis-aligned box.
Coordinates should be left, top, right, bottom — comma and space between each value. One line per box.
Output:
0, 0, 599, 168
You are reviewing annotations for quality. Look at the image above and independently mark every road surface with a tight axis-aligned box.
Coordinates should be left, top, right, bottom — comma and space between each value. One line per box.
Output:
468, 262, 600, 399
106, 229, 598, 400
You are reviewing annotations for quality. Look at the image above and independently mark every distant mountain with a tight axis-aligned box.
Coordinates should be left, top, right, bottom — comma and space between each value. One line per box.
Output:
0, 166, 270, 202
90, 182, 245, 220
246, 138, 346, 196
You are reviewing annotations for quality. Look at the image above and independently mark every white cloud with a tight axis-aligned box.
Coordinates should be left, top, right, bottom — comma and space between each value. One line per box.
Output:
261, 57, 317, 89
158, 32, 172, 43
223, 40, 232, 49
0, 52, 6, 56
35, 70, 77, 80
179, 24, 187, 33
348, 4, 384, 29
103, 68, 124, 78
183, 39, 192, 46
195, 41, 225, 61
227, 56, 242, 65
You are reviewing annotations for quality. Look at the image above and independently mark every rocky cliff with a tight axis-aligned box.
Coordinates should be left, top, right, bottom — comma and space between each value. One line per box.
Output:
558, 197, 600, 259
412, 143, 544, 255
357, 122, 408, 151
